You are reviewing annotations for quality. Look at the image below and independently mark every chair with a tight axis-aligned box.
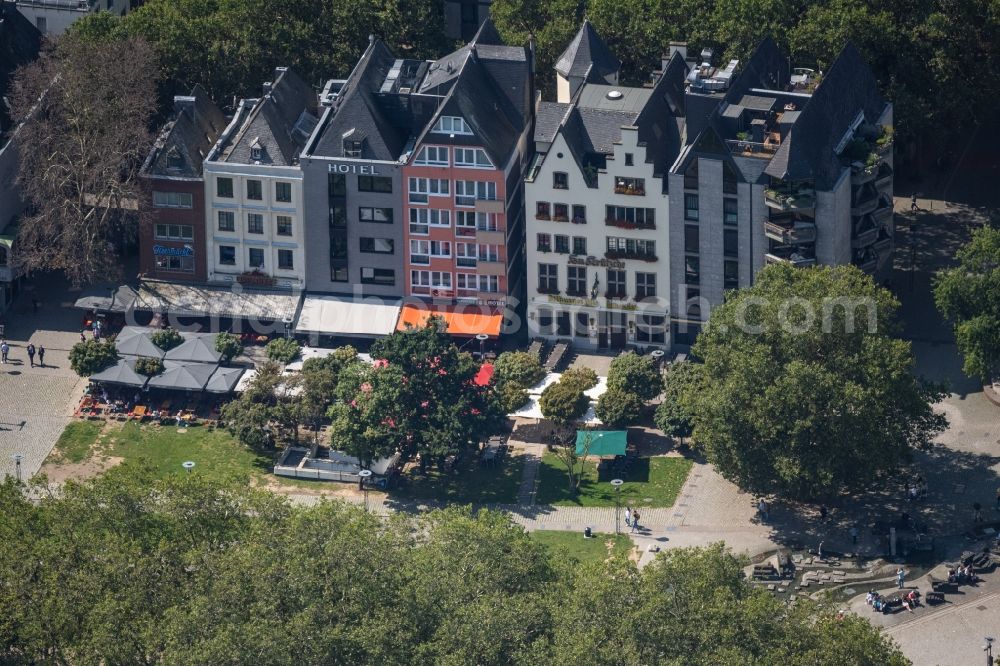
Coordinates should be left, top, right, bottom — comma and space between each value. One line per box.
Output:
130, 405, 148, 421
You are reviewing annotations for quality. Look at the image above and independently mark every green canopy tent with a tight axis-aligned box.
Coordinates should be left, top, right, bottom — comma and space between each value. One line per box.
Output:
575, 430, 627, 457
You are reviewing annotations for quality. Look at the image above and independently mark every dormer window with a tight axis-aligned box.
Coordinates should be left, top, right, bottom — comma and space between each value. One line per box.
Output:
166, 147, 183, 170
343, 140, 363, 158
432, 116, 472, 135
341, 128, 365, 158
250, 137, 264, 162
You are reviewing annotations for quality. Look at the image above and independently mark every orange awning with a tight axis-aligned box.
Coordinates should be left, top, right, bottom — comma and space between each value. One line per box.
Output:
396, 305, 502, 337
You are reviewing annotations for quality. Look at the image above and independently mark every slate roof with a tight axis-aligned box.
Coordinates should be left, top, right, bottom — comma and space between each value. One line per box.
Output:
534, 101, 570, 143
218, 68, 318, 166
764, 42, 886, 188
555, 20, 620, 84
0, 2, 41, 137
143, 85, 226, 179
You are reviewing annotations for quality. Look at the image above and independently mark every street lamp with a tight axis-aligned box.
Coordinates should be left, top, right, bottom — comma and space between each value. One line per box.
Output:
10, 453, 22, 483
358, 469, 373, 512
475, 333, 489, 360
182, 461, 196, 473
611, 478, 624, 534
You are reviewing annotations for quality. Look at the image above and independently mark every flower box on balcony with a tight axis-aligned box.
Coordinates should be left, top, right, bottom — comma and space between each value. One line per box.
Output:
606, 218, 654, 230
537, 247, 551, 253
605, 290, 626, 299
614, 186, 645, 196
565, 289, 587, 298
535, 214, 551, 221
553, 215, 569, 222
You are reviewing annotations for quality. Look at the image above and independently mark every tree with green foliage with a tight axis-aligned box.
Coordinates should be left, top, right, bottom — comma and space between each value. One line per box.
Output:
654, 361, 701, 445
214, 332, 243, 363
68, 339, 119, 376
934, 225, 1000, 382
149, 328, 182, 350
493, 351, 546, 388
560, 366, 598, 392
330, 318, 505, 468
134, 356, 164, 376
595, 388, 644, 428
539, 378, 589, 426
220, 361, 282, 450
265, 337, 300, 363
687, 263, 946, 499
607, 351, 662, 401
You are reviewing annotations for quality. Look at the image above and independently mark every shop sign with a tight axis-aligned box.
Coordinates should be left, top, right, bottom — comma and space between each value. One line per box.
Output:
548, 294, 597, 307
237, 271, 277, 287
327, 162, 380, 175
153, 244, 194, 257
567, 254, 625, 269
478, 298, 506, 308
607, 301, 637, 311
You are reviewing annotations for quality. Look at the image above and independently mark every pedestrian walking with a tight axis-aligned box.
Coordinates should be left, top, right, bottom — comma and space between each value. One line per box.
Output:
624, 507, 632, 528
630, 510, 640, 533
26, 344, 35, 367
910, 193, 918, 213
80, 330, 86, 343
896, 568, 906, 589
849, 526, 858, 545
37, 346, 45, 367
757, 499, 769, 522
1, 341, 9, 364
974, 502, 983, 523
819, 504, 829, 522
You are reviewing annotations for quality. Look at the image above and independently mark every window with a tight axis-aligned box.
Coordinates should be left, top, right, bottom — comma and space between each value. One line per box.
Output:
575, 312, 589, 337
572, 205, 587, 224
276, 216, 293, 236
358, 175, 392, 193
247, 213, 264, 234
359, 207, 393, 223
478, 275, 499, 293
330, 236, 348, 260
459, 274, 498, 293
454, 148, 493, 168
606, 237, 656, 259
684, 161, 699, 189
607, 269, 626, 297
217, 177, 234, 198
248, 248, 265, 269
536, 202, 551, 220
477, 244, 499, 262
553, 172, 568, 189
415, 146, 449, 166
684, 225, 699, 254
35, 16, 46, 33
457, 242, 478, 267
152, 191, 193, 208
246, 180, 262, 201
411, 270, 452, 289
606, 206, 655, 228
408, 177, 449, 203
684, 193, 699, 221
536, 233, 551, 252
685, 255, 700, 284
409, 208, 450, 234
538, 308, 554, 334
625, 153, 634, 166
539, 263, 558, 293
343, 140, 362, 158
553, 203, 569, 221
567, 266, 586, 296
155, 255, 194, 273
636, 314, 666, 343
154, 224, 193, 240
572, 237, 587, 255
724, 259, 739, 289
275, 182, 292, 203
217, 211, 235, 232
360, 237, 394, 254
409, 240, 451, 262
724, 198, 738, 225
219, 245, 236, 266
331, 267, 349, 282
724, 228, 739, 258
277, 249, 294, 270
250, 142, 263, 162
329, 173, 347, 197
614, 176, 645, 195
636, 272, 656, 299
329, 203, 347, 229
455, 180, 496, 206
433, 116, 472, 135
554, 235, 570, 254
359, 267, 393, 286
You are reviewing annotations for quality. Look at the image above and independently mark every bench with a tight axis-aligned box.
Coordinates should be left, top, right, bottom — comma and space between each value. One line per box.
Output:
925, 592, 945, 605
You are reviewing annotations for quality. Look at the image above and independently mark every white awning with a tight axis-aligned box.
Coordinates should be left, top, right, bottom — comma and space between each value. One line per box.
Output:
134, 281, 301, 321
294, 295, 401, 338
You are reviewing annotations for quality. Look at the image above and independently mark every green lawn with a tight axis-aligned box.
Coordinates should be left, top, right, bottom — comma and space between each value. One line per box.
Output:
530, 530, 634, 564
50, 421, 104, 464
391, 450, 524, 504
535, 452, 692, 508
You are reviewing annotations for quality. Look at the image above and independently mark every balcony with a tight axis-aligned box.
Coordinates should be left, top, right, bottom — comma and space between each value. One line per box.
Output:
872, 196, 893, 223
411, 255, 430, 265
764, 220, 816, 244
765, 248, 816, 267
613, 185, 645, 196
456, 226, 476, 238
477, 229, 505, 245
477, 260, 505, 276
854, 251, 878, 273
851, 161, 878, 185
457, 257, 477, 268
851, 186, 879, 217
605, 250, 658, 263
875, 162, 893, 189
873, 231, 893, 254
605, 218, 656, 231
475, 199, 504, 214
852, 217, 879, 248
764, 188, 815, 211
726, 139, 780, 159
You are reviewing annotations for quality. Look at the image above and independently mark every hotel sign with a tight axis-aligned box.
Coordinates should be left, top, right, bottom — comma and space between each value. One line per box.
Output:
327, 162, 381, 175
153, 244, 194, 257
567, 254, 625, 269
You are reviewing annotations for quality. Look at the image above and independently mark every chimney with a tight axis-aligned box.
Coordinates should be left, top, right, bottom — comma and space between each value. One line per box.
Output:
750, 118, 766, 143
668, 41, 688, 62
700, 47, 714, 66
173, 95, 196, 116
369, 34, 375, 46
262, 81, 273, 96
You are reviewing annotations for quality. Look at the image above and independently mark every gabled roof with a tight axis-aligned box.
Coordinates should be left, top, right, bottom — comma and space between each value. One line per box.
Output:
555, 20, 620, 84
535, 101, 571, 143
143, 85, 226, 179
764, 42, 886, 188
471, 17, 505, 46
218, 68, 318, 166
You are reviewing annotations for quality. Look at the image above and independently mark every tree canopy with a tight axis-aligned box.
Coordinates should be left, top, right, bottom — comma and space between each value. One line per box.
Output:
934, 226, 1000, 382
0, 467, 909, 664
685, 263, 946, 499
654, 361, 701, 443
607, 351, 663, 401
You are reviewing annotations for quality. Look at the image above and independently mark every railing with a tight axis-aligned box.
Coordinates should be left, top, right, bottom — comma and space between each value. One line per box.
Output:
851, 162, 878, 185
536, 213, 551, 220
765, 189, 816, 211
873, 236, 892, 253
457, 257, 477, 268
765, 252, 816, 267
614, 185, 645, 196
553, 215, 569, 222
409, 224, 428, 235
456, 226, 476, 237
411, 255, 430, 265
852, 225, 879, 248
726, 139, 780, 157
572, 216, 587, 224
764, 220, 816, 244
606, 218, 655, 230
851, 193, 877, 217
